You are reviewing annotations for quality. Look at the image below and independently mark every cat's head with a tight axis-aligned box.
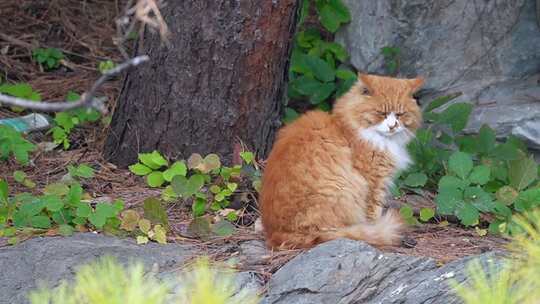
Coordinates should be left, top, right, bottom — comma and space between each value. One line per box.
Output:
333, 73, 424, 142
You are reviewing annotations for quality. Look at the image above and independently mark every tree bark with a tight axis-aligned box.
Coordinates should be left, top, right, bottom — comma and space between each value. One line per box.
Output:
103, 0, 299, 167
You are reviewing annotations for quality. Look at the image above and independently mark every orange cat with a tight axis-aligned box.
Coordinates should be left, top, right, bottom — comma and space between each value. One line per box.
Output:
260, 73, 424, 249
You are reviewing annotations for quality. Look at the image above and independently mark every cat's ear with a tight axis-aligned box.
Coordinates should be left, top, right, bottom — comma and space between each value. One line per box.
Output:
408, 77, 425, 94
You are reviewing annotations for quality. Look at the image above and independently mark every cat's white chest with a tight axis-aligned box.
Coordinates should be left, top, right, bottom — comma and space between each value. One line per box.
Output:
358, 128, 412, 172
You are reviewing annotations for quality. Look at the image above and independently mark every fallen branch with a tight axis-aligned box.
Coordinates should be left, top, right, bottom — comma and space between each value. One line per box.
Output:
0, 55, 149, 114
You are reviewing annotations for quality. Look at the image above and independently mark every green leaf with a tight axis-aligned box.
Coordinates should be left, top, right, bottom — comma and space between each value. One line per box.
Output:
477, 125, 496, 154
30, 215, 51, 229
162, 161, 187, 181
303, 54, 335, 82
399, 205, 414, 218
490, 142, 521, 161
211, 220, 235, 236
514, 188, 540, 212
0, 180, 7, 203
318, 0, 351, 33
88, 213, 107, 228
69, 164, 95, 178
171, 174, 205, 198
42, 195, 63, 212
464, 186, 495, 212
129, 163, 153, 176
438, 175, 467, 192
143, 197, 169, 228
495, 186, 519, 205
435, 188, 463, 215
138, 151, 167, 170
469, 165, 490, 185
403, 172, 428, 187
456, 204, 479, 226
283, 107, 299, 124
424, 94, 460, 113
67, 183, 82, 205
192, 198, 206, 217
226, 183, 238, 192
59, 224, 74, 236
508, 156, 537, 191
226, 212, 238, 222
13, 170, 26, 183
436, 103, 473, 133
43, 183, 69, 196
146, 171, 165, 188
19, 198, 45, 216
448, 151, 473, 180
336, 69, 356, 80
419, 208, 435, 222
239, 151, 254, 164
76, 203, 92, 217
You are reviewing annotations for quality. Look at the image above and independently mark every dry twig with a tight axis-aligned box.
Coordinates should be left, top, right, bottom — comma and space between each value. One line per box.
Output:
0, 55, 149, 114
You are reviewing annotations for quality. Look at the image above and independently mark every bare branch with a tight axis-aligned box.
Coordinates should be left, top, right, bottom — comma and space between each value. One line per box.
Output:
0, 55, 150, 114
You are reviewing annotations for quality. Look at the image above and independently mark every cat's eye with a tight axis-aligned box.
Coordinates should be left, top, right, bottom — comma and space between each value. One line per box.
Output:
361, 87, 370, 95
376, 111, 388, 117
396, 112, 405, 117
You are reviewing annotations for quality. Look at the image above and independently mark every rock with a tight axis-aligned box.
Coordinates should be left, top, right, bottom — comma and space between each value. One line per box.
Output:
336, 0, 540, 149
0, 233, 195, 304
261, 239, 504, 304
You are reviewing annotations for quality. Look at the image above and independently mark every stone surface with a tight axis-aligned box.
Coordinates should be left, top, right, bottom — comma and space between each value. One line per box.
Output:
1, 234, 504, 304
0, 233, 195, 304
336, 0, 540, 148
262, 239, 503, 304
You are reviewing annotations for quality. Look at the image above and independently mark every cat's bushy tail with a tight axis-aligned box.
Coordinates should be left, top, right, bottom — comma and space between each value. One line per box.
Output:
266, 210, 403, 249
317, 210, 403, 246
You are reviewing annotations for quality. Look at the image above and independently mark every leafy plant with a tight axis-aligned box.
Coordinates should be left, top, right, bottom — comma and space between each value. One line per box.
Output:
285, 0, 354, 122
129, 150, 261, 236
98, 60, 116, 74
0, 125, 36, 165
0, 164, 127, 243
13, 170, 36, 188
32, 47, 64, 70
396, 94, 540, 234
50, 91, 101, 149
0, 82, 41, 112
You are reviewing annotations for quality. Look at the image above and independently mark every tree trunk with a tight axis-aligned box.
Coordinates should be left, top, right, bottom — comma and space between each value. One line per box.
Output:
103, 0, 299, 167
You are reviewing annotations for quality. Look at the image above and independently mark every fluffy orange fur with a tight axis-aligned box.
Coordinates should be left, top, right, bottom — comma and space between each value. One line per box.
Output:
260, 73, 424, 249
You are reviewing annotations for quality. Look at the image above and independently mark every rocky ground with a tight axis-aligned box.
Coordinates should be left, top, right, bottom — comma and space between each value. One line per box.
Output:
0, 233, 505, 304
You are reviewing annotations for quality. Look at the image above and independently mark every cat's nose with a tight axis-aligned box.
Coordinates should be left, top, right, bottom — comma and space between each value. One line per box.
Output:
389, 121, 399, 130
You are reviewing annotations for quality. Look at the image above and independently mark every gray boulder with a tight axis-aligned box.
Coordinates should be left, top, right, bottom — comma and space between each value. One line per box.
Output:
336, 0, 540, 148
0, 233, 196, 304
262, 239, 504, 304
0, 233, 261, 304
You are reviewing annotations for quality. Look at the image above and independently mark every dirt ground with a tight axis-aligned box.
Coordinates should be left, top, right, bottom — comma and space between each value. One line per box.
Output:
0, 0, 509, 274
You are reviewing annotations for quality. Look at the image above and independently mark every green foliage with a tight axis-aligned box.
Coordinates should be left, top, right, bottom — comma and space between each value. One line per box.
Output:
32, 47, 64, 70
451, 210, 540, 303
13, 170, 36, 188
0, 82, 41, 112
129, 150, 261, 237
98, 60, 116, 74
29, 256, 260, 304
0, 125, 36, 165
397, 94, 540, 234
50, 91, 101, 149
285, 0, 353, 122
0, 164, 127, 243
